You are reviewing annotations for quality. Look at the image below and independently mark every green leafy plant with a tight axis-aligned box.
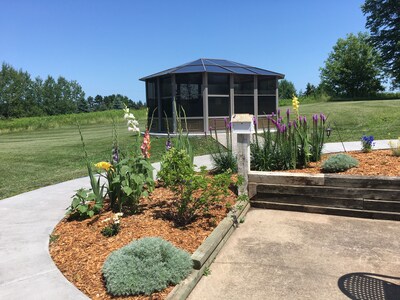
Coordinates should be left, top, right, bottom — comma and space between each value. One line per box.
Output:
102, 237, 192, 296
321, 153, 359, 173
104, 157, 154, 213
209, 118, 238, 174
158, 148, 235, 226
66, 124, 105, 219
49, 234, 60, 244
66, 188, 103, 219
101, 213, 123, 237
203, 266, 212, 276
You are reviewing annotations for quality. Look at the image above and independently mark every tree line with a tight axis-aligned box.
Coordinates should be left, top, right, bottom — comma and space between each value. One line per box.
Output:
0, 63, 144, 119
279, 0, 399, 100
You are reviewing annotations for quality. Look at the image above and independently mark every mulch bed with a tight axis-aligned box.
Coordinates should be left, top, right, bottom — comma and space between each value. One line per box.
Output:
283, 150, 400, 176
50, 184, 237, 300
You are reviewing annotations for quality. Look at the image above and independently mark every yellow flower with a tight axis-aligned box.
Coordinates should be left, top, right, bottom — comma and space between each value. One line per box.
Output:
292, 95, 300, 112
95, 161, 112, 171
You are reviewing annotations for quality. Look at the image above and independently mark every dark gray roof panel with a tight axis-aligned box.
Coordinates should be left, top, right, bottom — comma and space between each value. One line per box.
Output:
140, 58, 284, 80
204, 65, 232, 73
173, 65, 206, 73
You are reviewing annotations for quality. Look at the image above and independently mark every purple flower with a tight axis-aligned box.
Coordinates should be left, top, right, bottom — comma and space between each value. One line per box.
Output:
320, 113, 326, 123
271, 112, 275, 118
303, 116, 307, 124
286, 108, 290, 117
224, 117, 228, 127
277, 109, 281, 118
227, 122, 232, 130
166, 139, 172, 151
112, 146, 119, 163
280, 124, 287, 133
253, 116, 257, 126
313, 114, 318, 123
288, 121, 292, 128
293, 120, 298, 128
299, 116, 303, 123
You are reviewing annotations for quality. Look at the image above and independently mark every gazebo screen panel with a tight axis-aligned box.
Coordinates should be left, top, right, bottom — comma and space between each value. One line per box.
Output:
258, 96, 276, 115
234, 75, 254, 95
258, 77, 276, 95
209, 96, 230, 117
234, 96, 254, 114
208, 74, 229, 95
146, 79, 158, 118
176, 74, 203, 117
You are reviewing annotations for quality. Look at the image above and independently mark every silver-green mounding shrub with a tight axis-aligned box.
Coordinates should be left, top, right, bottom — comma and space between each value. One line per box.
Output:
321, 153, 359, 173
102, 237, 193, 296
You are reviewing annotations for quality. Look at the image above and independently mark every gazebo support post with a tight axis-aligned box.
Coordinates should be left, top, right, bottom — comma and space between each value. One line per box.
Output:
203, 72, 208, 133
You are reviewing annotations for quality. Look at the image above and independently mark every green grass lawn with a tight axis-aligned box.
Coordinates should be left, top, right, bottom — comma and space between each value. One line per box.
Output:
281, 99, 400, 142
0, 112, 212, 200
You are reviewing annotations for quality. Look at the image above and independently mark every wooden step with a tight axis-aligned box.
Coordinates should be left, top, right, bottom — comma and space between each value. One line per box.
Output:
253, 193, 363, 209
257, 184, 400, 202
251, 201, 400, 221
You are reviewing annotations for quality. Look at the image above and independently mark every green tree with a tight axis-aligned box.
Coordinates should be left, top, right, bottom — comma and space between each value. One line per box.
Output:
320, 32, 384, 98
362, 0, 400, 89
0, 63, 36, 118
303, 83, 316, 97
278, 79, 297, 99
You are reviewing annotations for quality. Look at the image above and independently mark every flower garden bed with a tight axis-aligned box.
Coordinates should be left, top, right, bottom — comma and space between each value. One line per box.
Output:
50, 183, 238, 300
282, 150, 400, 176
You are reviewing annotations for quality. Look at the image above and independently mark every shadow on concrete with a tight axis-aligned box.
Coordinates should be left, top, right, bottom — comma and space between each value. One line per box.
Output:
338, 272, 400, 300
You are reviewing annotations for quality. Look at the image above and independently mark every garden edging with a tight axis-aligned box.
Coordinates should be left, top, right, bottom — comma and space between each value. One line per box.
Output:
166, 200, 250, 300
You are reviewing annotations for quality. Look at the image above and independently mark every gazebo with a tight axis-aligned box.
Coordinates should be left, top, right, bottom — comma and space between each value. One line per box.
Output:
140, 58, 284, 133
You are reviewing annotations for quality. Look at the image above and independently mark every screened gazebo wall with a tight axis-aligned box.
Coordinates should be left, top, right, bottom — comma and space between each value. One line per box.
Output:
141, 59, 284, 133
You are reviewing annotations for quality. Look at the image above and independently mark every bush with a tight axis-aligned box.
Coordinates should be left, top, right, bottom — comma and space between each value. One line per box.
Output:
321, 154, 359, 173
158, 147, 234, 226
102, 237, 192, 296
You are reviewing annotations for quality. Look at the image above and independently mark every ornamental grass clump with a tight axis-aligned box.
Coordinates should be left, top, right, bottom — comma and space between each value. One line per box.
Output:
102, 237, 192, 296
389, 137, 400, 157
321, 153, 359, 173
209, 118, 238, 174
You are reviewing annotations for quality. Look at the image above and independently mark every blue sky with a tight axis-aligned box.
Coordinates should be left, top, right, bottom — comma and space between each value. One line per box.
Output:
1, 0, 367, 101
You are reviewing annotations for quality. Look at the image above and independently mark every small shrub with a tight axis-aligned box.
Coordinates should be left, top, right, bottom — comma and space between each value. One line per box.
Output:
102, 237, 192, 296
158, 148, 235, 226
389, 137, 400, 157
321, 154, 359, 173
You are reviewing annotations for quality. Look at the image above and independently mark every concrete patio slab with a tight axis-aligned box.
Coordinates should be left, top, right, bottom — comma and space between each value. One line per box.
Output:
188, 209, 400, 300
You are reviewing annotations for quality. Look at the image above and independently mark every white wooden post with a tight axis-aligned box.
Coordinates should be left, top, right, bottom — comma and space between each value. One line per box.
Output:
231, 114, 254, 195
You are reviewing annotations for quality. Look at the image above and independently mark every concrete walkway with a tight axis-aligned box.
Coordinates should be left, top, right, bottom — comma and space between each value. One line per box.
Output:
0, 141, 394, 299
188, 209, 400, 300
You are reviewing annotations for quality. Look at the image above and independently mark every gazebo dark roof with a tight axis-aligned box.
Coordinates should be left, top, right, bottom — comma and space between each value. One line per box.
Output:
139, 58, 285, 81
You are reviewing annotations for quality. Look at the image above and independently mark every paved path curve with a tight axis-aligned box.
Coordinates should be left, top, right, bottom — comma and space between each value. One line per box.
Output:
0, 142, 392, 299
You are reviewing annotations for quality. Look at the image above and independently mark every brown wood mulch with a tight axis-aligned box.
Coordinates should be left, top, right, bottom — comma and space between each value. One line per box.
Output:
50, 185, 237, 300
282, 150, 400, 177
